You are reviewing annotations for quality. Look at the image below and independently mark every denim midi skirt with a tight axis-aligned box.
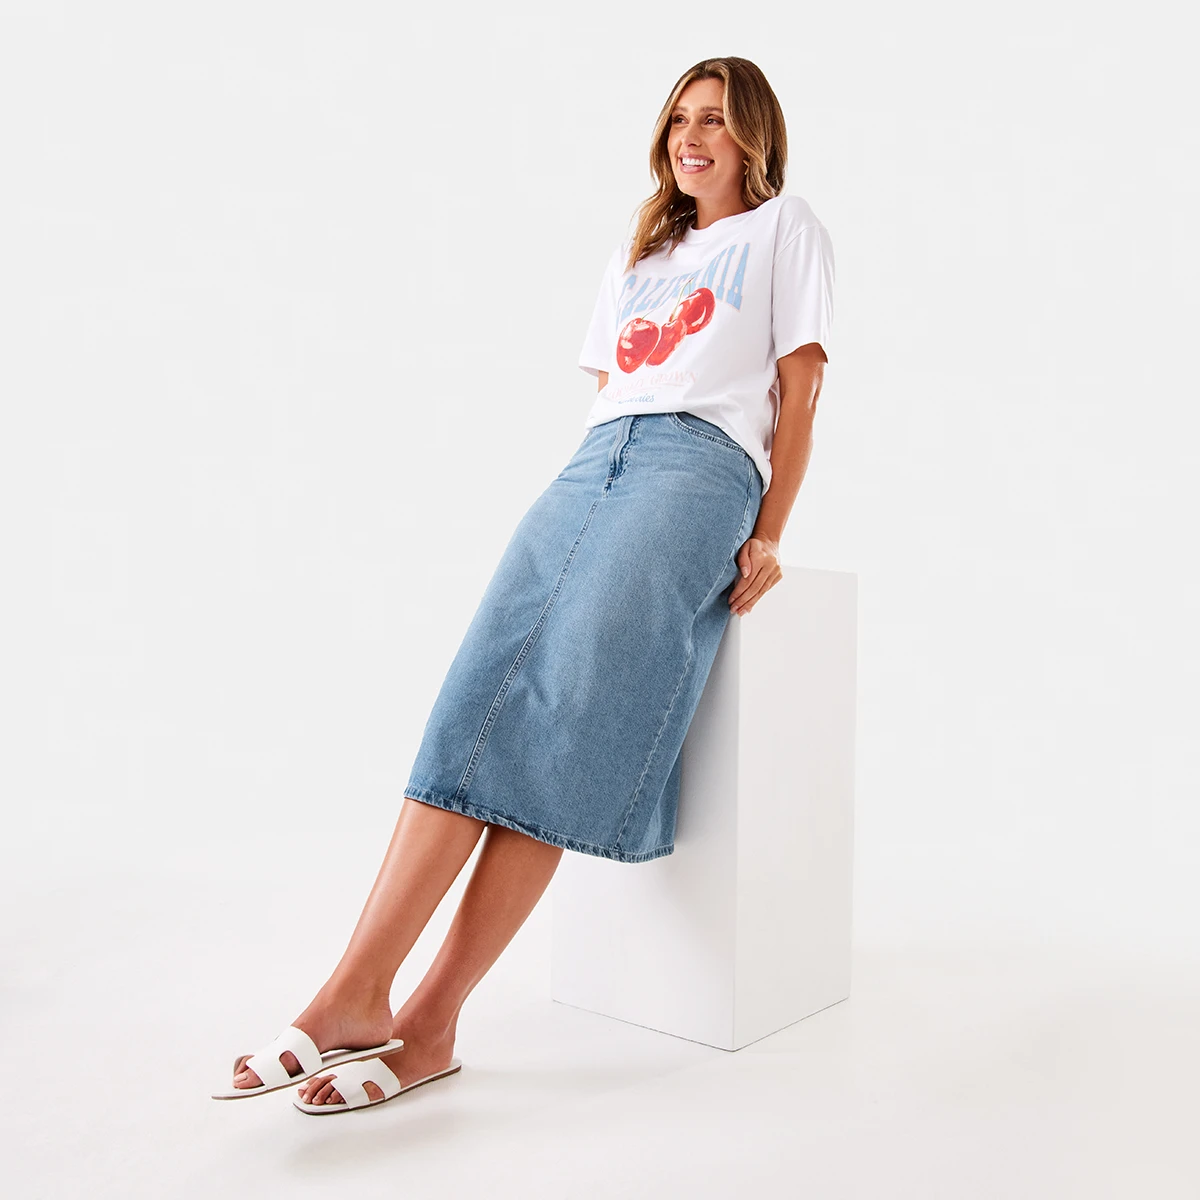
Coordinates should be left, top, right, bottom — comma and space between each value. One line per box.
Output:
402, 411, 764, 863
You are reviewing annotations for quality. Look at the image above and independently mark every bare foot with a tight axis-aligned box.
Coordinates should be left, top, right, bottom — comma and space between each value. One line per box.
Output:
297, 1014, 457, 1107
232, 988, 395, 1090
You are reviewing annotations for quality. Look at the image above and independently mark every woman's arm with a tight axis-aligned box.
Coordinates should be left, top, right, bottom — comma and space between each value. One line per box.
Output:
751, 342, 826, 543
597, 370, 609, 391
728, 341, 826, 615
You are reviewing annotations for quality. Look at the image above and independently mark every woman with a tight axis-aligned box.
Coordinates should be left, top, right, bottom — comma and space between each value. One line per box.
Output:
212, 55, 834, 1114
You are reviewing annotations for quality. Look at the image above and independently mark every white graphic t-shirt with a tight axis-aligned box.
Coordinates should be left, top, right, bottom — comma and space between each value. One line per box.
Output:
577, 193, 835, 494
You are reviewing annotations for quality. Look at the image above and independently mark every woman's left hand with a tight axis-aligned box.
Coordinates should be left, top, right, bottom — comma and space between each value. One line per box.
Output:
729, 536, 782, 616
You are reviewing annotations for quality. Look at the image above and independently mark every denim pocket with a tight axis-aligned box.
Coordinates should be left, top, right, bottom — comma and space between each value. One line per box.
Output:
666, 411, 744, 454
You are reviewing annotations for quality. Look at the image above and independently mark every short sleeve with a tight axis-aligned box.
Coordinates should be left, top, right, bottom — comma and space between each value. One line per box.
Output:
578, 243, 625, 378
772, 224, 835, 363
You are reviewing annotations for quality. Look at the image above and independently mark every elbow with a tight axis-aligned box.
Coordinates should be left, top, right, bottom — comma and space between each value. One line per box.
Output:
779, 382, 821, 418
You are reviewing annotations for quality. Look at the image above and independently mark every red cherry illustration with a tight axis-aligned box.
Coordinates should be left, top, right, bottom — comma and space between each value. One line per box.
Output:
646, 316, 687, 365
669, 287, 716, 335
616, 316, 661, 373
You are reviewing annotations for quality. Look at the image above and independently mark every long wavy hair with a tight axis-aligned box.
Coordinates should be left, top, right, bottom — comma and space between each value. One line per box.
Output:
624, 57, 788, 272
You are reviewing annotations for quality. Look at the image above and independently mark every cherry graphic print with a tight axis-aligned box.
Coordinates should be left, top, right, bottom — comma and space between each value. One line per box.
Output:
616, 285, 718, 371
646, 316, 686, 365
616, 317, 661, 373
670, 287, 715, 334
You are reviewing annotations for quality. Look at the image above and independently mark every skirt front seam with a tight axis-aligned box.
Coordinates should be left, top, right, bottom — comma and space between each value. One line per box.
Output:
612, 454, 756, 852
454, 492, 605, 801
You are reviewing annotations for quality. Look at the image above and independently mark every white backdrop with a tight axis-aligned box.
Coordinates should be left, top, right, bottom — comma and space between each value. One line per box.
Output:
2, 1, 1198, 1192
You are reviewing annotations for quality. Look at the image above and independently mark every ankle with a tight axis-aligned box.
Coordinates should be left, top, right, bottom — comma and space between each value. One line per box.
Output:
312, 975, 392, 1019
394, 1005, 460, 1043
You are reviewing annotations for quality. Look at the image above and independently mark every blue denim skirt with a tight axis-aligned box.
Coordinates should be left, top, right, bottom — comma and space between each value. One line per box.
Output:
403, 411, 764, 863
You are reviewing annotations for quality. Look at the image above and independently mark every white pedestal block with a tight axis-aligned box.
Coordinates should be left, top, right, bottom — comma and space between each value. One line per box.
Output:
550, 565, 857, 1051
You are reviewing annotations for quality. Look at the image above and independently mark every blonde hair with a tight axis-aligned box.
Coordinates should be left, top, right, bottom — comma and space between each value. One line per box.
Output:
624, 57, 789, 272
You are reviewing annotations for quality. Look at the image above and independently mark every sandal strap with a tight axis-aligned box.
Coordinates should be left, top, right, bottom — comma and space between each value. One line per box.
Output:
326, 1057, 402, 1107
244, 1025, 323, 1088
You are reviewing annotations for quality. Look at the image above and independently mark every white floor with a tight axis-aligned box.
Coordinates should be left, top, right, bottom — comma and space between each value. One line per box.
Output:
5, 854, 1198, 1200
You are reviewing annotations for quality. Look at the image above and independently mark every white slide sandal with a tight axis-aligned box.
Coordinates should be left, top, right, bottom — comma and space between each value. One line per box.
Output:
292, 1054, 463, 1115
211, 1025, 406, 1100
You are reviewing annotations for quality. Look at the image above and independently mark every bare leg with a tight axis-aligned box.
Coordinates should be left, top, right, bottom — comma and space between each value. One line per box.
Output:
298, 821, 565, 1105
232, 798, 486, 1089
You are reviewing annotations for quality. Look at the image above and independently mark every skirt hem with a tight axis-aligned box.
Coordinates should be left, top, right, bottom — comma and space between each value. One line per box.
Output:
402, 785, 674, 864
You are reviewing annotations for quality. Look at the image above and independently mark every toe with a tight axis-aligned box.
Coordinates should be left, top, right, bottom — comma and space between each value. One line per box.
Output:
233, 1056, 263, 1089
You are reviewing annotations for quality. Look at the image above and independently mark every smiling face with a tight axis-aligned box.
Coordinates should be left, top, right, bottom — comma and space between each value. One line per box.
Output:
667, 77, 746, 208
